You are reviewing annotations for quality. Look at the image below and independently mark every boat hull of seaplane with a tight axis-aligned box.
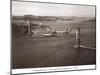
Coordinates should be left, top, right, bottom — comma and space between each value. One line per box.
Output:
42, 33, 57, 37
42, 31, 70, 37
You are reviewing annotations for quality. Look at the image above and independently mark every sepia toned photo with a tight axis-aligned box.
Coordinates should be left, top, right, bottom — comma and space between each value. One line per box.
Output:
12, 0, 96, 74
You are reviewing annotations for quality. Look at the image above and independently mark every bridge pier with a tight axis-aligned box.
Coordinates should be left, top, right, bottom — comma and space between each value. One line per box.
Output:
75, 27, 80, 48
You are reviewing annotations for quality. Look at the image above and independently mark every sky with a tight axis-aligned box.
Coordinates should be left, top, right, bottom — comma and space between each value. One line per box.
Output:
12, 1, 95, 17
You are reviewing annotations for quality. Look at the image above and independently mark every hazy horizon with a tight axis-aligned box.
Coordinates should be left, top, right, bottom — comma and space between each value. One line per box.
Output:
12, 1, 95, 17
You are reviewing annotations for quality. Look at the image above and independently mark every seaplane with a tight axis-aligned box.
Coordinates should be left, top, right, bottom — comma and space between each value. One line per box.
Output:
42, 26, 71, 37
56, 26, 71, 35
42, 30, 57, 37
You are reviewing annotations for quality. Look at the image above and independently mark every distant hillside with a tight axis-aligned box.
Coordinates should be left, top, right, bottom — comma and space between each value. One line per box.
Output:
83, 18, 96, 22
12, 15, 77, 22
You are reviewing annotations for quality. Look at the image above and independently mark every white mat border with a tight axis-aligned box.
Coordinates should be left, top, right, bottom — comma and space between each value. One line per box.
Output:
12, 64, 96, 74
